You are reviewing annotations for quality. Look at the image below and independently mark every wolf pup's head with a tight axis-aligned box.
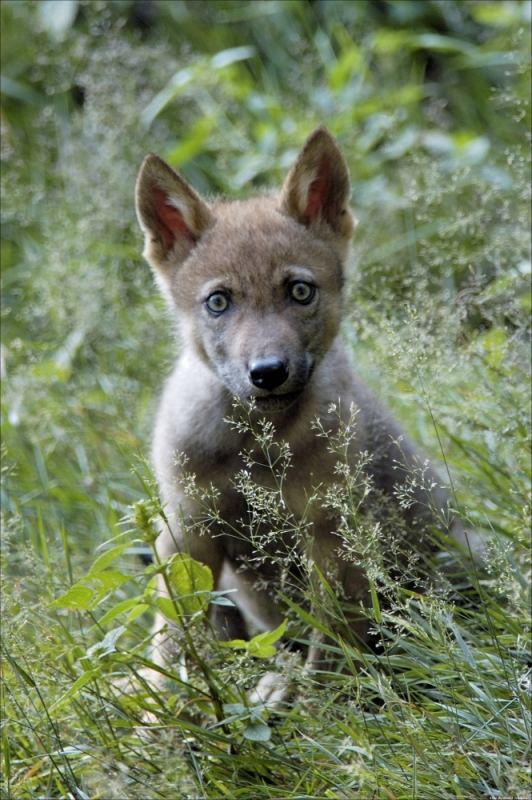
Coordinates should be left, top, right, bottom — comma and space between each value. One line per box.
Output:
136, 126, 355, 412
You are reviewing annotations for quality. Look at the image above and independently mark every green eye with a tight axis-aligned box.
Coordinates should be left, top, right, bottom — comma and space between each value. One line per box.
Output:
206, 292, 230, 315
290, 281, 316, 304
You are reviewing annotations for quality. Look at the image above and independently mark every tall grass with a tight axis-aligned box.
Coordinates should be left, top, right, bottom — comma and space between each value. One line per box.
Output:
1, 1, 530, 797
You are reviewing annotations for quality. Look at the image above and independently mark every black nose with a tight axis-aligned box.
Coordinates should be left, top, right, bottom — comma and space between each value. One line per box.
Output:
249, 358, 289, 391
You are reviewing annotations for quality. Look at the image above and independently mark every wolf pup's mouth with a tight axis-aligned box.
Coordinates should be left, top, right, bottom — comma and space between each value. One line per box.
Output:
252, 390, 302, 412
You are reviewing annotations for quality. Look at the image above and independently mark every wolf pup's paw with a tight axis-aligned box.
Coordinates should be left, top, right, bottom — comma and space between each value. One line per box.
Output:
248, 671, 293, 709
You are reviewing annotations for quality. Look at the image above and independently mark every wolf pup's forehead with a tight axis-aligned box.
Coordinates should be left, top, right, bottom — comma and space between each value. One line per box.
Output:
135, 126, 354, 303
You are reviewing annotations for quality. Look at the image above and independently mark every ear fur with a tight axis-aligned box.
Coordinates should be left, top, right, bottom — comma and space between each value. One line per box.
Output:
135, 154, 214, 279
280, 126, 354, 245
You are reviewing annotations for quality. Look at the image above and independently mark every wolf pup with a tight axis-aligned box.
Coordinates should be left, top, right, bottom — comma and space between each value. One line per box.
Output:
135, 126, 474, 706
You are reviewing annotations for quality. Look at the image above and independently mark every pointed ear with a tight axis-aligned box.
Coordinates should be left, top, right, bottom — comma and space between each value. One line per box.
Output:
280, 127, 354, 245
135, 154, 214, 279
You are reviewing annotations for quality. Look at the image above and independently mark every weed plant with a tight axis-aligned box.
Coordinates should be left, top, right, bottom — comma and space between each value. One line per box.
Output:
1, 1, 530, 797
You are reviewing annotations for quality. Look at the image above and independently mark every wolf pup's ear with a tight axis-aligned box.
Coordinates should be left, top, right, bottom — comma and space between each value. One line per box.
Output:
280, 126, 354, 247
135, 154, 214, 282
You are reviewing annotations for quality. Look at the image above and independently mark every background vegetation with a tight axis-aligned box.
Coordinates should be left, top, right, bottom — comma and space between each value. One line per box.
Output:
1, 1, 530, 798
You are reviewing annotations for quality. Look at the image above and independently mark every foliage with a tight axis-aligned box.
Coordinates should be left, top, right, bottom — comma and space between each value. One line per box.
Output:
1, 1, 530, 797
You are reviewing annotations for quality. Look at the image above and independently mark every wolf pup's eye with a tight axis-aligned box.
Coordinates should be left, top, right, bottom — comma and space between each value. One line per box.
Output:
289, 281, 316, 304
205, 292, 230, 315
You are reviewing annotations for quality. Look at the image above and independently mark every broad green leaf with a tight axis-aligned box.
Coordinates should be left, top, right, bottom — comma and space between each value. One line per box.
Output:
51, 570, 129, 612
126, 603, 149, 623
91, 570, 130, 591
248, 619, 287, 658
87, 626, 126, 658
155, 596, 181, 623
97, 596, 143, 627
88, 544, 129, 575
221, 620, 287, 659
222, 703, 247, 715
51, 585, 95, 611
243, 721, 272, 742
167, 554, 213, 616
219, 638, 248, 651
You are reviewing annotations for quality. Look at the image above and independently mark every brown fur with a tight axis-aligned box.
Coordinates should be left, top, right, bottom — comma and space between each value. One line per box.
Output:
135, 126, 476, 707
